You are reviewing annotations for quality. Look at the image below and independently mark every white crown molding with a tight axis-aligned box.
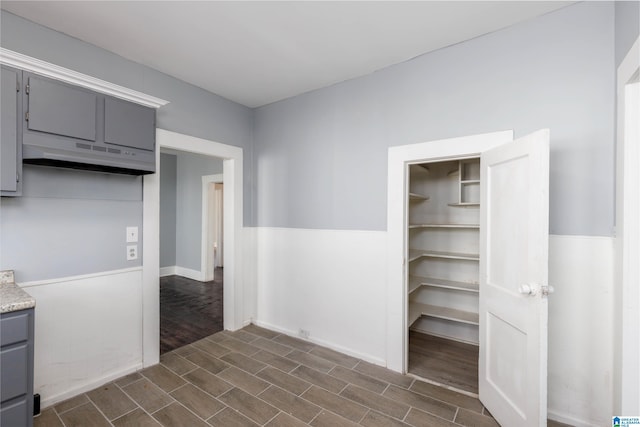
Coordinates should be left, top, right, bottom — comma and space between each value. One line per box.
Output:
0, 48, 169, 109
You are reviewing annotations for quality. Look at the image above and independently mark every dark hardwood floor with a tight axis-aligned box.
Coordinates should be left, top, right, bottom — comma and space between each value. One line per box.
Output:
159, 268, 223, 354
408, 331, 479, 394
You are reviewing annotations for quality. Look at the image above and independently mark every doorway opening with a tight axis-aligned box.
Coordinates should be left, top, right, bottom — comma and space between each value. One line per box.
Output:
406, 157, 481, 395
387, 129, 550, 426
142, 129, 244, 368
158, 151, 225, 353
385, 130, 513, 375
204, 175, 224, 281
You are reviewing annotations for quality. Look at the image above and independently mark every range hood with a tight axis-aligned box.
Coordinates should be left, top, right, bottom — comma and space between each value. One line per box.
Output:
23, 138, 155, 176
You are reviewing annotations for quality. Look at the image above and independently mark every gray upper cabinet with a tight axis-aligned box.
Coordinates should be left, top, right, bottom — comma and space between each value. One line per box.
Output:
1, 66, 22, 196
19, 71, 156, 176
104, 96, 155, 151
26, 74, 97, 142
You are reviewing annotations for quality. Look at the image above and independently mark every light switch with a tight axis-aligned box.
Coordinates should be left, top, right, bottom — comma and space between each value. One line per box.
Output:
127, 245, 138, 261
126, 226, 138, 243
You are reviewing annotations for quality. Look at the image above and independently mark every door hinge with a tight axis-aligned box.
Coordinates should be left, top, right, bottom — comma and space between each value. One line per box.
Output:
16, 81, 20, 92
25, 84, 29, 94
25, 111, 29, 121
16, 173, 20, 183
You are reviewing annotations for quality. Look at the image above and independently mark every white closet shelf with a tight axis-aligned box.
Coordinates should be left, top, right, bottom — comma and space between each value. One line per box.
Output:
409, 302, 479, 326
409, 193, 430, 201
408, 223, 479, 229
409, 276, 479, 293
408, 276, 423, 294
448, 202, 480, 208
461, 180, 480, 184
408, 250, 479, 262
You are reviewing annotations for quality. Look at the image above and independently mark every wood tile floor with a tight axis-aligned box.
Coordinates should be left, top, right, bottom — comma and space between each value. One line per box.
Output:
36, 325, 573, 427
408, 332, 479, 395
160, 271, 223, 354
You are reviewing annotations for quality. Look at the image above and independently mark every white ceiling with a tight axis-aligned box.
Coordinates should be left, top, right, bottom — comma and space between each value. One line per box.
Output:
1, 1, 572, 108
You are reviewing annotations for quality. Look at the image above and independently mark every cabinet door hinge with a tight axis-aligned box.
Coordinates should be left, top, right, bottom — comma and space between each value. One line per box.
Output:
25, 84, 30, 94
25, 111, 29, 121
16, 81, 20, 92
16, 173, 20, 183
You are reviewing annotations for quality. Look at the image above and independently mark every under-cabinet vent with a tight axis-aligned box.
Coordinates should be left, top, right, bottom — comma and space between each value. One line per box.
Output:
92, 146, 106, 152
76, 143, 91, 150
108, 148, 121, 154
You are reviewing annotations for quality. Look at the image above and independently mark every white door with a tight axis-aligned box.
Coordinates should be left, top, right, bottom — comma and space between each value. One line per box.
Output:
479, 129, 550, 426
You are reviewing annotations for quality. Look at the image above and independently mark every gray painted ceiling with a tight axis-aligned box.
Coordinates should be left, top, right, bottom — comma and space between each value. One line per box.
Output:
1, 1, 573, 108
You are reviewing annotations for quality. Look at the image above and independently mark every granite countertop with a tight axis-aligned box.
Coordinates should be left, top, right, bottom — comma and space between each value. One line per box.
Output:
0, 270, 36, 314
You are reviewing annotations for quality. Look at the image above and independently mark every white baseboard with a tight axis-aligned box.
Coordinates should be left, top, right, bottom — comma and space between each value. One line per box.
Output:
159, 265, 204, 281
547, 410, 599, 427
175, 266, 204, 281
159, 266, 176, 277
41, 363, 142, 409
255, 320, 386, 367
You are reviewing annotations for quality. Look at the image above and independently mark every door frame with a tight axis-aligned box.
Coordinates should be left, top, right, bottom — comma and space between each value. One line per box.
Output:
386, 130, 513, 373
616, 36, 640, 413
202, 174, 223, 281
142, 128, 244, 367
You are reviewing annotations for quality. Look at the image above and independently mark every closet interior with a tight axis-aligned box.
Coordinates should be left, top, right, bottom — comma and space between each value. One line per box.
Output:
406, 157, 480, 394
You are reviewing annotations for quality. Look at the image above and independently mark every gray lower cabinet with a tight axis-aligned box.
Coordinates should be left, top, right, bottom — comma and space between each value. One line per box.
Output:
0, 308, 34, 427
1, 65, 23, 196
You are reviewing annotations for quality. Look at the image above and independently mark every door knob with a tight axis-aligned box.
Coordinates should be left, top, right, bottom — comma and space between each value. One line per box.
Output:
519, 284, 538, 296
542, 285, 554, 297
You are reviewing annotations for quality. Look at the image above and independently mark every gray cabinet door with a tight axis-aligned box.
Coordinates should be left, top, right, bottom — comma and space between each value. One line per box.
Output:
0, 344, 28, 402
27, 74, 97, 141
0, 399, 29, 427
104, 96, 155, 151
1, 66, 21, 195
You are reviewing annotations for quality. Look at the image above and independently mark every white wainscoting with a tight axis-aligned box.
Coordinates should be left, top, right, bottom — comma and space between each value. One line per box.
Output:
19, 268, 144, 408
254, 228, 614, 426
243, 227, 258, 327
14, 229, 613, 424
255, 227, 388, 365
547, 235, 614, 427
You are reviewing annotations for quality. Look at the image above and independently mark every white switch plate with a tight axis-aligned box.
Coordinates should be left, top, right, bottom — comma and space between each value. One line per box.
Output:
126, 226, 138, 243
127, 245, 138, 261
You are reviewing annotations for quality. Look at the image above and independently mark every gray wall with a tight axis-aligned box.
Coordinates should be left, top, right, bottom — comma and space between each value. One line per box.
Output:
253, 1, 615, 236
175, 152, 223, 271
0, 11, 253, 282
160, 153, 177, 268
615, 1, 640, 67
1, 166, 142, 280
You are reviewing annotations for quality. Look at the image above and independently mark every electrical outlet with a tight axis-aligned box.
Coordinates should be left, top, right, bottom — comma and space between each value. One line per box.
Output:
298, 329, 310, 339
126, 226, 138, 243
127, 245, 138, 261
